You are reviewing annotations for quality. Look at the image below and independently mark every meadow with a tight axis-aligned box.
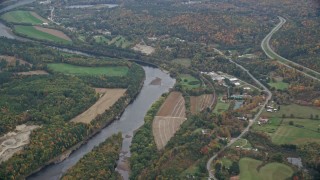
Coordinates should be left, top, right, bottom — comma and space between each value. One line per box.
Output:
1, 10, 47, 25
239, 158, 293, 180
14, 25, 71, 44
47, 63, 129, 76
268, 81, 289, 90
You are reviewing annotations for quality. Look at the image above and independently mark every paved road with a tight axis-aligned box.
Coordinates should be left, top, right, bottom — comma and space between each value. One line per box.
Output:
206, 57, 272, 179
261, 16, 320, 82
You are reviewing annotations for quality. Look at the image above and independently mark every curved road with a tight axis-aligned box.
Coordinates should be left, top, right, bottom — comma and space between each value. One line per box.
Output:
261, 16, 320, 81
206, 57, 272, 179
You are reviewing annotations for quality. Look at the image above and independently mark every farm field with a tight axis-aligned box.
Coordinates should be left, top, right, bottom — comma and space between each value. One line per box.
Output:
271, 118, 320, 145
172, 58, 191, 67
239, 158, 293, 180
268, 81, 289, 90
179, 74, 201, 89
262, 104, 320, 119
47, 63, 129, 76
1, 10, 48, 25
14, 25, 71, 43
71, 88, 126, 124
190, 94, 215, 114
153, 92, 186, 149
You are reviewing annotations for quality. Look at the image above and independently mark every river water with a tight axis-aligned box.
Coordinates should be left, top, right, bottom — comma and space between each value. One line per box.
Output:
0, 1, 175, 179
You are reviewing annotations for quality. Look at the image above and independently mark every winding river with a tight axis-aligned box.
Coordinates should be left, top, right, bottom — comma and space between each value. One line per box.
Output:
0, 1, 175, 179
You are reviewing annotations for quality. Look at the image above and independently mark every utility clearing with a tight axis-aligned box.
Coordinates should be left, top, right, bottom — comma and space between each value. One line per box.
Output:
0, 124, 40, 163
71, 88, 126, 124
190, 94, 215, 114
153, 92, 186, 150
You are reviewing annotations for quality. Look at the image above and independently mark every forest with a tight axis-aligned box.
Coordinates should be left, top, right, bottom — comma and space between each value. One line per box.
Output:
62, 133, 123, 180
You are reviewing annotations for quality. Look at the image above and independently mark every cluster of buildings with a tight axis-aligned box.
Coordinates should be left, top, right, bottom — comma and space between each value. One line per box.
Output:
258, 117, 269, 125
201, 71, 252, 88
266, 105, 278, 113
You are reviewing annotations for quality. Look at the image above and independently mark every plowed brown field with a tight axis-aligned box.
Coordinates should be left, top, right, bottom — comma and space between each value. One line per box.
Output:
153, 92, 186, 149
190, 94, 215, 114
34, 26, 71, 41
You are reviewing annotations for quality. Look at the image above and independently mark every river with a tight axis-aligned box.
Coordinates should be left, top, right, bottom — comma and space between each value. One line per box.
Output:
28, 67, 175, 180
0, 0, 175, 179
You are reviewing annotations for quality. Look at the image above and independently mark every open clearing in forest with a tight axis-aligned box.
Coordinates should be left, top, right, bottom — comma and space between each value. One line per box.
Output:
153, 92, 186, 149
268, 81, 289, 90
239, 157, 293, 180
1, 10, 48, 25
94, 35, 131, 48
172, 58, 191, 67
132, 44, 155, 55
0, 55, 32, 67
14, 25, 71, 43
16, 70, 49, 75
71, 88, 126, 124
190, 94, 215, 114
48, 63, 129, 76
214, 95, 230, 113
0, 124, 40, 163
179, 74, 201, 89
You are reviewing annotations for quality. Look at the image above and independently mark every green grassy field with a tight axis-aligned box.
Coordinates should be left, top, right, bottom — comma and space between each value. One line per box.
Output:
47, 63, 129, 76
1, 10, 46, 25
271, 118, 320, 145
94, 35, 110, 44
14, 25, 70, 44
262, 104, 320, 119
179, 74, 201, 89
109, 36, 131, 48
172, 58, 191, 67
93, 35, 131, 48
231, 138, 252, 148
239, 158, 294, 180
268, 81, 289, 90
214, 96, 230, 113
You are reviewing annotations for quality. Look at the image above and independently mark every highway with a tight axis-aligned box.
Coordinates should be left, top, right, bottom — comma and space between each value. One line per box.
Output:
206, 57, 272, 179
261, 16, 320, 81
